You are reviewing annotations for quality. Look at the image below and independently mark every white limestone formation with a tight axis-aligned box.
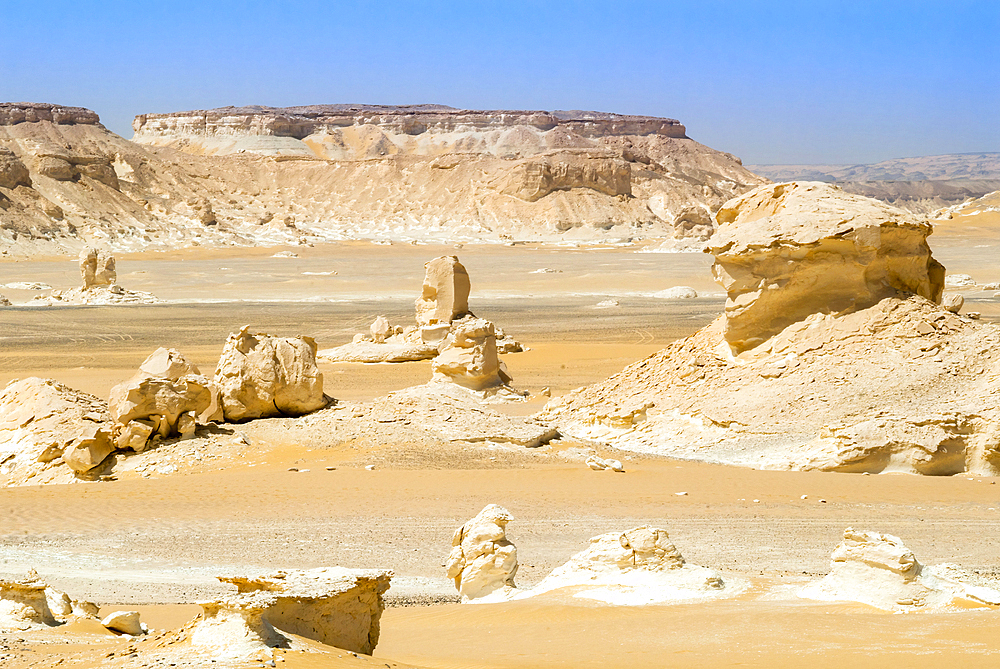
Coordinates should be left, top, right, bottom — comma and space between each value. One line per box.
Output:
0, 571, 56, 629
431, 317, 513, 393
799, 528, 1000, 611
189, 592, 287, 661
446, 505, 518, 602
415, 255, 471, 327
217, 567, 391, 654
518, 527, 735, 606
214, 326, 327, 421
109, 347, 222, 451
101, 610, 143, 635
708, 181, 945, 353
79, 247, 116, 289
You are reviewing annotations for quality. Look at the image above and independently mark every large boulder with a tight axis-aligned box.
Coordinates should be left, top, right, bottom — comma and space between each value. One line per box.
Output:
0, 377, 114, 478
218, 567, 392, 654
707, 182, 945, 353
445, 504, 518, 601
415, 255, 471, 327
799, 528, 1000, 611
431, 317, 511, 392
0, 147, 30, 189
79, 247, 117, 289
0, 571, 56, 629
109, 347, 222, 450
214, 326, 327, 421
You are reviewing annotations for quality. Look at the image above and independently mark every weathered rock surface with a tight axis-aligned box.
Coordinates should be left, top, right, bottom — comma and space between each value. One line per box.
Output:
79, 247, 116, 288
446, 504, 518, 602
218, 567, 392, 654
799, 528, 1000, 611
0, 571, 56, 629
540, 186, 1000, 475
518, 527, 736, 605
101, 609, 143, 635
214, 327, 327, 421
109, 347, 222, 450
30, 284, 161, 306
431, 317, 513, 393
708, 182, 944, 353
0, 377, 114, 481
189, 592, 287, 661
415, 256, 471, 326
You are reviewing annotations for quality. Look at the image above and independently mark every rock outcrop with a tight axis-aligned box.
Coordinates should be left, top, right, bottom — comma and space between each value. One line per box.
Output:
431, 317, 514, 393
217, 567, 392, 654
79, 247, 116, 288
799, 528, 1000, 611
214, 327, 327, 421
415, 256, 471, 327
519, 526, 735, 606
0, 571, 56, 629
708, 182, 944, 353
0, 377, 114, 481
446, 504, 518, 602
101, 610, 144, 635
541, 185, 1000, 475
109, 347, 222, 450
188, 592, 287, 661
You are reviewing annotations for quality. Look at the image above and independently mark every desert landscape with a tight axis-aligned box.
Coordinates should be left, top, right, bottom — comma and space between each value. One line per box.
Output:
2, 5, 1000, 665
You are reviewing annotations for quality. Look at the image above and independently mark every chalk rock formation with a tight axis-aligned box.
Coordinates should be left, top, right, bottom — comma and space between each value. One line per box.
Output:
708, 182, 945, 353
101, 610, 143, 635
586, 455, 624, 472
941, 292, 964, 313
415, 255, 471, 327
214, 326, 327, 421
0, 377, 114, 480
217, 567, 392, 654
446, 504, 518, 601
189, 592, 287, 661
0, 571, 56, 629
79, 247, 116, 288
370, 315, 391, 343
109, 348, 222, 450
521, 527, 733, 605
799, 528, 1000, 611
431, 317, 514, 393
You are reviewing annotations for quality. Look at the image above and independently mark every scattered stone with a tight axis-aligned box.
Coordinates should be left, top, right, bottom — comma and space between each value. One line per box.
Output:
101, 610, 143, 635
214, 326, 327, 421
446, 505, 518, 602
586, 455, 624, 472
941, 292, 964, 313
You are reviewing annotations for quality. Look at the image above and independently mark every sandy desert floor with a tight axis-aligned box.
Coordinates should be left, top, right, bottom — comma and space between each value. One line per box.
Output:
1, 229, 999, 667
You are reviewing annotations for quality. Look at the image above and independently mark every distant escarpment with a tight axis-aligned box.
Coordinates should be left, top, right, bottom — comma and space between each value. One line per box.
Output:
0, 102, 766, 255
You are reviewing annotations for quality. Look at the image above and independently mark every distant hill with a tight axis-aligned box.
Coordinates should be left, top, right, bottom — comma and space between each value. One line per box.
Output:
747, 153, 1000, 182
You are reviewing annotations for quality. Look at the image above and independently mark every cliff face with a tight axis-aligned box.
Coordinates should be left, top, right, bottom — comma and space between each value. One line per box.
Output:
0, 103, 767, 255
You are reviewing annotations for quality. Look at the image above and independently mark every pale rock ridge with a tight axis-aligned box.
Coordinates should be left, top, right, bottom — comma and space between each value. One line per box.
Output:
214, 326, 327, 421
541, 184, 1000, 475
109, 347, 223, 451
218, 567, 392, 654
517, 527, 735, 606
708, 181, 945, 353
446, 504, 519, 602
799, 528, 1000, 611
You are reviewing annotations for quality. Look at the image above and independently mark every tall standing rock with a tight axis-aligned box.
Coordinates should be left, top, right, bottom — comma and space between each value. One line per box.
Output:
445, 504, 518, 601
78, 247, 116, 289
415, 256, 471, 327
214, 326, 327, 421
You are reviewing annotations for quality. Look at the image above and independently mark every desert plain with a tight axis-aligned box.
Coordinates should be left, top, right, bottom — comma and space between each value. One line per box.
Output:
1, 213, 1000, 667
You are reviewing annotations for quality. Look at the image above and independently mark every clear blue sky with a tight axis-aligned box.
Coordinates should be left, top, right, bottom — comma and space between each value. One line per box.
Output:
2, 1, 997, 164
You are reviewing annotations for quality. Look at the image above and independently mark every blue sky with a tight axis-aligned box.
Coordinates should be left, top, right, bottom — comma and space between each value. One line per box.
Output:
1, 1, 997, 164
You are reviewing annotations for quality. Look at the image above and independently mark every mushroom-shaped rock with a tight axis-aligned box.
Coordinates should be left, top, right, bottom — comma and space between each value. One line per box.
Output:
707, 182, 945, 353
79, 247, 116, 289
799, 528, 1000, 611
0, 571, 56, 629
214, 326, 327, 421
101, 610, 143, 635
218, 567, 392, 654
431, 317, 512, 392
109, 348, 222, 449
523, 527, 731, 605
0, 377, 114, 478
446, 504, 518, 601
415, 255, 471, 326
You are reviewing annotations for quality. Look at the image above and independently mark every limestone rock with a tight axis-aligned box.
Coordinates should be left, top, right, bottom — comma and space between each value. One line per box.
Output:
218, 567, 392, 654
446, 504, 518, 601
0, 147, 30, 189
370, 315, 391, 343
415, 256, 471, 326
707, 182, 945, 353
495, 153, 631, 202
941, 292, 964, 313
0, 377, 114, 480
586, 455, 624, 472
318, 339, 437, 364
214, 326, 327, 421
109, 347, 222, 448
520, 527, 734, 605
0, 571, 56, 629
431, 317, 513, 393
101, 610, 143, 635
79, 247, 116, 289
653, 286, 698, 299
189, 592, 287, 660
799, 528, 1000, 611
